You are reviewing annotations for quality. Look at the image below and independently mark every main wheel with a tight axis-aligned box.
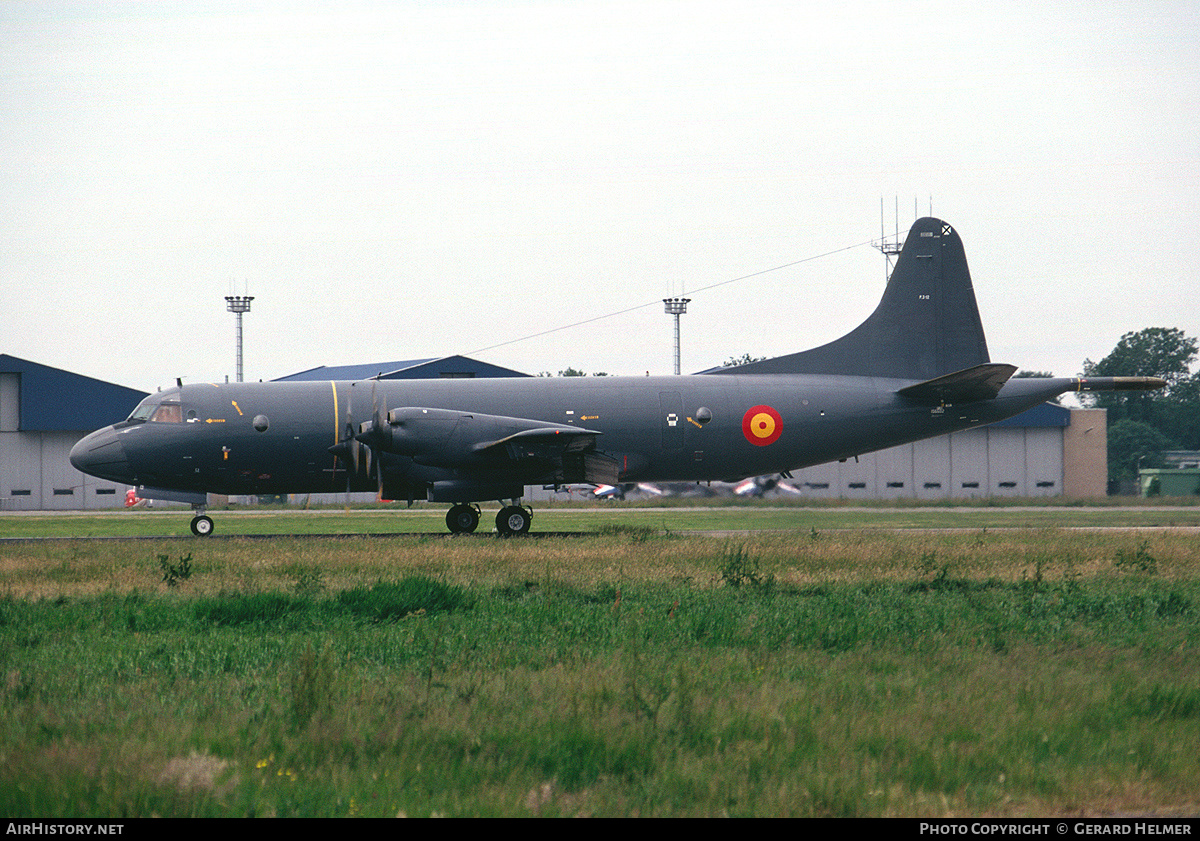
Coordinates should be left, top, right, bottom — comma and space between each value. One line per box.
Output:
446, 504, 480, 534
190, 515, 214, 537
495, 505, 531, 536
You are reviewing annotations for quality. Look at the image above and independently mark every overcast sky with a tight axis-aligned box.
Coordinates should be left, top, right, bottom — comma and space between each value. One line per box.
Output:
4, 0, 1198, 394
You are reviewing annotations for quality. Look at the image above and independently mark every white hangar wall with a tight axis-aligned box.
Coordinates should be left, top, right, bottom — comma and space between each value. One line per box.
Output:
784, 408, 1105, 500
1, 358, 147, 511
0, 429, 129, 510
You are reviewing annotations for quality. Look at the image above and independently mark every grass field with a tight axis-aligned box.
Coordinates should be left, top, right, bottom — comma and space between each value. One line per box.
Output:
5, 496, 1200, 539
1, 506, 1198, 816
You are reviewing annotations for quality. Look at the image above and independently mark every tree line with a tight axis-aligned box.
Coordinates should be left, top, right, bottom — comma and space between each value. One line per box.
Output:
1080, 327, 1200, 484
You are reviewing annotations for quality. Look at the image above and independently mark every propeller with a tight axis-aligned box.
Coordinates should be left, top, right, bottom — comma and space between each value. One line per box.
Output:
328, 379, 405, 500
328, 382, 365, 495
354, 379, 391, 497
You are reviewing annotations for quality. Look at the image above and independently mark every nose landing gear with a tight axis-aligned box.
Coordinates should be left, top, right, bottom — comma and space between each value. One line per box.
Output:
190, 503, 214, 537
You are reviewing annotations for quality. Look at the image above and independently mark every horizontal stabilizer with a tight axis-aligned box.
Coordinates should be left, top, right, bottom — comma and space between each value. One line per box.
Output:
897, 363, 1018, 405
1069, 376, 1167, 392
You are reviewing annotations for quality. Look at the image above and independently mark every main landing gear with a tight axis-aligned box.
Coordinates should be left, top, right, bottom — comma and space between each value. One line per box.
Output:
495, 505, 532, 536
446, 503, 481, 534
444, 502, 532, 536
190, 503, 214, 537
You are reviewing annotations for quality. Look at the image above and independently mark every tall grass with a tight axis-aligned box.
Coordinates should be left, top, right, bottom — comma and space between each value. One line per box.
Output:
0, 528, 1197, 816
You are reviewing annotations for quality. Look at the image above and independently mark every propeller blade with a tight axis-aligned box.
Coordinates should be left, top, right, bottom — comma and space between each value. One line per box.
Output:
328, 382, 366, 499
367, 381, 389, 497
345, 384, 357, 499
354, 379, 390, 451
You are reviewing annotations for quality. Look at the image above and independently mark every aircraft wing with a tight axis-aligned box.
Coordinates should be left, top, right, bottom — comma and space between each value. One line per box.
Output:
379, 407, 619, 484
473, 423, 618, 483
471, 425, 601, 457
896, 363, 1018, 405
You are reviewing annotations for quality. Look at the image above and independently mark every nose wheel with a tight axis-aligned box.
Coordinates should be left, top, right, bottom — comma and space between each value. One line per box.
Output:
190, 515, 214, 537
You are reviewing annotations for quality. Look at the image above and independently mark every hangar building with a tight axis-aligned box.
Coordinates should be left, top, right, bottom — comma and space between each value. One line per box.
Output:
781, 403, 1107, 500
1, 355, 147, 510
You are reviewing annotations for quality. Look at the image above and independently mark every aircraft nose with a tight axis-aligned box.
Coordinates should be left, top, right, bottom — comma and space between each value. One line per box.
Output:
70, 427, 131, 482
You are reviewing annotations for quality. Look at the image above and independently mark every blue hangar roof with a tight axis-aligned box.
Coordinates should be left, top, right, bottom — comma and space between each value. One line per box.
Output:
0, 354, 149, 431
274, 355, 530, 382
987, 401, 1071, 428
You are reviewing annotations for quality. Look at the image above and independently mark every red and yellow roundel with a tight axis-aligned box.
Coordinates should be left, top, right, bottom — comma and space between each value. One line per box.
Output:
742, 404, 783, 446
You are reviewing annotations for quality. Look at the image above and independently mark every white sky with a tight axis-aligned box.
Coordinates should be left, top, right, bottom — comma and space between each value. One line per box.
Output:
3, 0, 1198, 393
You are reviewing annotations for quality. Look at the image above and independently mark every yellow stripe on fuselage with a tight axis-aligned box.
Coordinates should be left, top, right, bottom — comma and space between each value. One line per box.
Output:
331, 382, 339, 445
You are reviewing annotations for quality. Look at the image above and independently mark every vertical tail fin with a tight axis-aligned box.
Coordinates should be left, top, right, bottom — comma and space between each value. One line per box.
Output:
712, 218, 990, 380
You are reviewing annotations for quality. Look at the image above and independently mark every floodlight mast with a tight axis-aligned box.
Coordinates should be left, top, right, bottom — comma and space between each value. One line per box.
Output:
662, 297, 690, 375
224, 295, 254, 382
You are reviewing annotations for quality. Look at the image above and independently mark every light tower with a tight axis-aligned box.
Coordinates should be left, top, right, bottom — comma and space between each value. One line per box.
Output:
224, 295, 254, 382
662, 297, 690, 375
874, 196, 903, 281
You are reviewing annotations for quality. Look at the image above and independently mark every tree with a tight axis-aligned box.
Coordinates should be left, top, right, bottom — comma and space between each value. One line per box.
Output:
537, 368, 609, 377
1106, 419, 1172, 483
1082, 327, 1197, 390
1081, 328, 1200, 481
722, 353, 767, 368
1081, 328, 1197, 426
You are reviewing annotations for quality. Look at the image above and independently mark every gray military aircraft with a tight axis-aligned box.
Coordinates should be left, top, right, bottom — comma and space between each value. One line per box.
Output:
71, 217, 1164, 536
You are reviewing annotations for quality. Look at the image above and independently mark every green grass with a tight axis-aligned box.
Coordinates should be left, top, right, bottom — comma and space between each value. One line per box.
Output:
1, 525, 1198, 816
6, 497, 1200, 539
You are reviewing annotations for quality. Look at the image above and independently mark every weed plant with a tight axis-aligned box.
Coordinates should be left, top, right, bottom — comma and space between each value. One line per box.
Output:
158, 552, 192, 587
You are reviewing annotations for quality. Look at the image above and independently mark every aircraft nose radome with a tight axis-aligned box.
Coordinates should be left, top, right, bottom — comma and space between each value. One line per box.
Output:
69, 428, 130, 481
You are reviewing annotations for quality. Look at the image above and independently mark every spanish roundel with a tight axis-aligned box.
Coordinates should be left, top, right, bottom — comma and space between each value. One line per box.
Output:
741, 404, 783, 446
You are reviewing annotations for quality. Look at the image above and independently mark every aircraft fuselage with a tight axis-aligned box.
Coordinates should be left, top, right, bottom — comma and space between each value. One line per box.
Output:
72, 373, 1070, 499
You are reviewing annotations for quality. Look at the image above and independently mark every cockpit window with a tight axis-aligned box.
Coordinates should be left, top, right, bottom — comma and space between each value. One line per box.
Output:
126, 397, 157, 423
149, 403, 183, 423
121, 396, 190, 427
